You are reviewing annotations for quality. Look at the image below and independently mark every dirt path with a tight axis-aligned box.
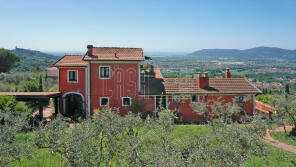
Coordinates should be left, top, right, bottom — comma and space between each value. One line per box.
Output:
263, 126, 296, 153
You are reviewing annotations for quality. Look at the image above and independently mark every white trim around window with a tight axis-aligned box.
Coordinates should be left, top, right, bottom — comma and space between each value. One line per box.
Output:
122, 97, 132, 106
191, 95, 199, 103
99, 66, 111, 79
100, 97, 109, 106
67, 70, 78, 83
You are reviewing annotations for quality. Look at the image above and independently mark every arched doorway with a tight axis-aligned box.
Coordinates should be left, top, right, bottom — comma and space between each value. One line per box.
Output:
63, 92, 85, 120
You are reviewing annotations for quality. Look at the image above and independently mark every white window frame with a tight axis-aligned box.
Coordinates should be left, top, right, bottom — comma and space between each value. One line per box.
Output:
67, 70, 78, 83
100, 97, 109, 106
191, 95, 199, 103
99, 66, 111, 79
122, 97, 132, 106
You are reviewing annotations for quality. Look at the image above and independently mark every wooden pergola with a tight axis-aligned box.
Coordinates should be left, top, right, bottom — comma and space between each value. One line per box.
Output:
0, 92, 61, 120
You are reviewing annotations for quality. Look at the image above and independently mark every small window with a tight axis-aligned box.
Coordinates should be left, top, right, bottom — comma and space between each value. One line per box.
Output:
68, 70, 78, 82
191, 95, 199, 103
237, 96, 246, 102
99, 66, 110, 79
100, 97, 109, 106
122, 97, 131, 106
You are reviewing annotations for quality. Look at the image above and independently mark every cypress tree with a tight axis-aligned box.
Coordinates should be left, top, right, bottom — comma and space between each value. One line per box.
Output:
39, 75, 43, 92
45, 73, 48, 82
285, 84, 290, 94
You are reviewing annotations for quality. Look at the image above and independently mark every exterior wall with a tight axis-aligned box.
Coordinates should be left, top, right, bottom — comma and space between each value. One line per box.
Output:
139, 96, 155, 117
168, 96, 204, 121
56, 64, 256, 122
168, 94, 255, 122
90, 62, 140, 115
58, 67, 87, 114
59, 67, 86, 96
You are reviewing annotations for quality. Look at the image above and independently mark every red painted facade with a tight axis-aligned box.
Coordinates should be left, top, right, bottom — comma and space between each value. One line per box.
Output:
167, 95, 254, 122
59, 67, 86, 96
58, 67, 87, 115
54, 46, 260, 121
89, 62, 140, 115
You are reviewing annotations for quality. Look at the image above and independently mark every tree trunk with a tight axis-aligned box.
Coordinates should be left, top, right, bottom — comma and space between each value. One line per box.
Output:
289, 127, 296, 137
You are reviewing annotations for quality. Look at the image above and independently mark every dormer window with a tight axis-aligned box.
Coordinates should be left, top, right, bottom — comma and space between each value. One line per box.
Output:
99, 66, 111, 79
67, 70, 78, 83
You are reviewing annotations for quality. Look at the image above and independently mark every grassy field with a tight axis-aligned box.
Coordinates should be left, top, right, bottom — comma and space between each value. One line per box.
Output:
11, 125, 296, 167
271, 131, 296, 147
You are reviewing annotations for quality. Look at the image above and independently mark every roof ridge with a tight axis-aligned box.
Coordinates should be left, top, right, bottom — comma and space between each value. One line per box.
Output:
64, 54, 83, 56
209, 78, 245, 80
93, 47, 143, 50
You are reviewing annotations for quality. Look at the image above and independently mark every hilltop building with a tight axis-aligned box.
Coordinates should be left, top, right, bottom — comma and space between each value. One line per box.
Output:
53, 45, 263, 122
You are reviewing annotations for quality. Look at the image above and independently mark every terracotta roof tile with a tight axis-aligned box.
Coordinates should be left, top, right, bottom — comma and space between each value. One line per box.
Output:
53, 55, 87, 67
83, 47, 144, 61
0, 92, 61, 96
0, 92, 61, 99
162, 78, 261, 95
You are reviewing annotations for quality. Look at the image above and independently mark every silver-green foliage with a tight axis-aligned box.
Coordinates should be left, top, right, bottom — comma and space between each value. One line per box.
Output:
271, 95, 296, 136
0, 91, 270, 167
0, 110, 32, 167
1, 105, 268, 167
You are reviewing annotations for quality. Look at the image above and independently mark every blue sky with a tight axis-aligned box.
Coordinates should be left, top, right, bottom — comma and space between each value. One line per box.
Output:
0, 0, 295, 52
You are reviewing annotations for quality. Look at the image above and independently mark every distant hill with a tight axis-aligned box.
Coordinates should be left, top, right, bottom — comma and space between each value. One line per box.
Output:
8, 47, 60, 71
188, 47, 296, 60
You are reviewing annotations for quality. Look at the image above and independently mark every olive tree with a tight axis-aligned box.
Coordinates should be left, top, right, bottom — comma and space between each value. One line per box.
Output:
28, 105, 267, 167
0, 109, 32, 167
191, 95, 250, 123
270, 95, 296, 136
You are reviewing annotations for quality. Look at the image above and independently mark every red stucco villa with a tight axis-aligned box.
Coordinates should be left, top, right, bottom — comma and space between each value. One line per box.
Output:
52, 45, 267, 122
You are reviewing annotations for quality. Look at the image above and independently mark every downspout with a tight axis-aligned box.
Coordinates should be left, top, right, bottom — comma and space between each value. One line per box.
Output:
87, 62, 91, 118
138, 63, 141, 94
166, 95, 168, 109
85, 67, 88, 118
154, 96, 156, 118
253, 95, 255, 115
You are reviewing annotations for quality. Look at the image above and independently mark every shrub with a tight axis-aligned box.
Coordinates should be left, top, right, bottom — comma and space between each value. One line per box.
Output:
0, 95, 16, 111
19, 80, 40, 92
14, 102, 28, 112
130, 99, 145, 114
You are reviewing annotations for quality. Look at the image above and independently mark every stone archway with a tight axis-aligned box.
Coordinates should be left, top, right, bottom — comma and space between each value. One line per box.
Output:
63, 92, 85, 120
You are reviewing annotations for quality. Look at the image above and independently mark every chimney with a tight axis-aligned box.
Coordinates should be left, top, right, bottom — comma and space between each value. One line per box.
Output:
197, 72, 209, 88
226, 68, 231, 78
87, 45, 93, 55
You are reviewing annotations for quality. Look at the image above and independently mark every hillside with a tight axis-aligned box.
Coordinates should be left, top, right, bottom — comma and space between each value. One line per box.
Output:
188, 47, 296, 60
8, 47, 60, 71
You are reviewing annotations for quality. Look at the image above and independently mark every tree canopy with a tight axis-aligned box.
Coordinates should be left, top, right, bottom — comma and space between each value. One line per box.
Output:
0, 49, 20, 73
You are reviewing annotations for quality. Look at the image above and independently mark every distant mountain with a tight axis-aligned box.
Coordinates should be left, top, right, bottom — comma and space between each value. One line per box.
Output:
145, 51, 188, 56
46, 51, 84, 57
188, 47, 296, 60
8, 47, 59, 71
